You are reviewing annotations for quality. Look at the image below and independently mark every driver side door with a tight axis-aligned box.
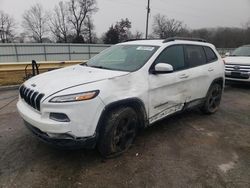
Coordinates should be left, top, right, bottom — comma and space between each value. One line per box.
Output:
148, 45, 191, 124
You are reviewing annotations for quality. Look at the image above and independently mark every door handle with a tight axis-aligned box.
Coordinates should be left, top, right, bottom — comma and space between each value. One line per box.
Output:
179, 74, 189, 79
208, 68, 214, 72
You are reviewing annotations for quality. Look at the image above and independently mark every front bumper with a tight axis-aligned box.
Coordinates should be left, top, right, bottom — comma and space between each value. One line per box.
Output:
24, 120, 97, 149
17, 95, 105, 138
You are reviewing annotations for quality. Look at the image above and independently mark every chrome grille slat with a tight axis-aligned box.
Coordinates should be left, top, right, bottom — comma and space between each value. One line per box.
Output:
19, 85, 44, 111
225, 63, 250, 74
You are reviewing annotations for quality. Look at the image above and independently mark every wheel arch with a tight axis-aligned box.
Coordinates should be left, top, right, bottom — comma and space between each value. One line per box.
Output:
205, 77, 224, 96
95, 98, 148, 138
210, 77, 224, 89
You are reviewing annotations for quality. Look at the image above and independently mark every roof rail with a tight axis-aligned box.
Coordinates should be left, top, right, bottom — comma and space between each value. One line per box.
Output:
163, 37, 207, 43
125, 38, 162, 42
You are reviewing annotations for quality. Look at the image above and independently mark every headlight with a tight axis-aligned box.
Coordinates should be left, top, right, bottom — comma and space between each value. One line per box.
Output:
49, 90, 99, 103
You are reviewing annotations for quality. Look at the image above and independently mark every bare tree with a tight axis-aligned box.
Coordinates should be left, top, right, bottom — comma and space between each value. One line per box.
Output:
152, 14, 186, 38
68, 0, 98, 43
83, 15, 97, 43
22, 4, 49, 43
50, 1, 70, 43
0, 11, 15, 43
130, 31, 144, 39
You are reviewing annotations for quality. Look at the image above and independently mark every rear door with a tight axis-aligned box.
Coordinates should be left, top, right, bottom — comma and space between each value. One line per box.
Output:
183, 45, 219, 102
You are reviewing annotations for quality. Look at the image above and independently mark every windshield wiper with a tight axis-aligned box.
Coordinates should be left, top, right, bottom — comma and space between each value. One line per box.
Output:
90, 65, 110, 70
81, 63, 88, 66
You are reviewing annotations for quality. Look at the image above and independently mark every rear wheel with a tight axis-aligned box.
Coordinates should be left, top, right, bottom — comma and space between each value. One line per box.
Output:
98, 107, 138, 158
201, 83, 222, 114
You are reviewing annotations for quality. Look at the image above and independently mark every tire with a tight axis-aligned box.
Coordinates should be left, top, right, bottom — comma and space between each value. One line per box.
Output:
98, 107, 138, 158
201, 83, 222, 114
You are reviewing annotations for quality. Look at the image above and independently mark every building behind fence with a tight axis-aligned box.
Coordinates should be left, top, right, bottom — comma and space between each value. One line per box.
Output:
0, 43, 234, 63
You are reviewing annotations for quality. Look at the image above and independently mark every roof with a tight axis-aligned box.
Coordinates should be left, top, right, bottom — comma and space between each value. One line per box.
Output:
119, 38, 211, 47
120, 39, 164, 46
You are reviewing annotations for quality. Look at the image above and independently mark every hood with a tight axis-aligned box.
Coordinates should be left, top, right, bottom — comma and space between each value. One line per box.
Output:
223, 56, 250, 65
24, 65, 129, 96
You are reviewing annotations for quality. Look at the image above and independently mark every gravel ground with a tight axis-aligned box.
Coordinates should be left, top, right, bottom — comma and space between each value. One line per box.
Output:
0, 84, 250, 188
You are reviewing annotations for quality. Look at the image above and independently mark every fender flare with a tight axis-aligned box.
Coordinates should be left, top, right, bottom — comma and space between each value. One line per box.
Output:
95, 98, 148, 138
205, 77, 225, 97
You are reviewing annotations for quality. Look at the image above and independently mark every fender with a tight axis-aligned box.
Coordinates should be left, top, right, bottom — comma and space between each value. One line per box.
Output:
211, 77, 225, 88
209, 77, 224, 90
95, 98, 148, 138
205, 77, 225, 97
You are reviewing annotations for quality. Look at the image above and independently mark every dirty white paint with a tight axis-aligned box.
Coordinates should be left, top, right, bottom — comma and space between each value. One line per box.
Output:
149, 104, 184, 124
17, 39, 225, 139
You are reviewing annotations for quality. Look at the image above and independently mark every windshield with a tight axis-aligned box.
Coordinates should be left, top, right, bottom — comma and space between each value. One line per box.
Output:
85, 45, 159, 72
231, 46, 250, 57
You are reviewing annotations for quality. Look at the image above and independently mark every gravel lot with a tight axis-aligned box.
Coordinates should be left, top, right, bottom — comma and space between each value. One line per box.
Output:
0, 84, 250, 188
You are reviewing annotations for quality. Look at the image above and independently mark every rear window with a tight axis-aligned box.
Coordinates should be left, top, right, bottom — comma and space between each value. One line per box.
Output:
185, 45, 206, 68
204, 46, 218, 62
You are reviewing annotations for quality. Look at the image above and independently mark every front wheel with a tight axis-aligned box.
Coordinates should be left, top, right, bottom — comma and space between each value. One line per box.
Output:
201, 83, 222, 114
98, 107, 138, 158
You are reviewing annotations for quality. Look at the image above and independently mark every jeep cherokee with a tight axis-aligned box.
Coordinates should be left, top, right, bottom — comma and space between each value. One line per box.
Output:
17, 37, 225, 157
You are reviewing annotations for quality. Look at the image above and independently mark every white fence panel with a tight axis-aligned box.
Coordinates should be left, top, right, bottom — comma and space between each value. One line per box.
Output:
0, 43, 234, 63
0, 43, 111, 63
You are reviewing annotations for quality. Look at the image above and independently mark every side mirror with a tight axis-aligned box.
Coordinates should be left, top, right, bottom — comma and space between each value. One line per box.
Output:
225, 52, 230, 57
152, 63, 174, 74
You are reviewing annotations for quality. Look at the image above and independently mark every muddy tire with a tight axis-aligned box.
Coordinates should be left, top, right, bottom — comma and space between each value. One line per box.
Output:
98, 107, 138, 158
201, 83, 222, 114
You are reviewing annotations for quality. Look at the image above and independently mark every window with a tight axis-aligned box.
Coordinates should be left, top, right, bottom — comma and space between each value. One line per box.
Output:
204, 46, 218, 62
231, 46, 250, 57
185, 45, 206, 68
154, 45, 185, 71
86, 45, 159, 72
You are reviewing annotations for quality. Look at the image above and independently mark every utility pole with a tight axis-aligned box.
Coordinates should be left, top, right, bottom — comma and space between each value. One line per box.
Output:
145, 0, 150, 39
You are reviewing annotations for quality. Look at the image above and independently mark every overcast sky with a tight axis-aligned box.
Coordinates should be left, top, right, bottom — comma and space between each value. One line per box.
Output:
0, 0, 250, 37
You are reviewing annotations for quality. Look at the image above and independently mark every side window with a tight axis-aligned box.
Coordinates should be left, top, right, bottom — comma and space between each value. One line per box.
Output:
185, 45, 206, 68
155, 45, 185, 71
204, 46, 218, 63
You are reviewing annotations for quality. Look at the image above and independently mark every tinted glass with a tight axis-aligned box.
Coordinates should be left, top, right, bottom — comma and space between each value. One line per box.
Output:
155, 45, 185, 71
86, 45, 159, 72
185, 45, 206, 68
231, 46, 250, 56
204, 46, 218, 62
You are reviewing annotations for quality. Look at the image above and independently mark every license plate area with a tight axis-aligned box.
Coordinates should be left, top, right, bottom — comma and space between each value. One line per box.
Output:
230, 72, 249, 79
231, 72, 241, 77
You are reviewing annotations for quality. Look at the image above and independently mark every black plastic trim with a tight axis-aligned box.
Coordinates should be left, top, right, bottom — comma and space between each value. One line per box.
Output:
163, 37, 207, 43
24, 121, 97, 149
95, 98, 148, 139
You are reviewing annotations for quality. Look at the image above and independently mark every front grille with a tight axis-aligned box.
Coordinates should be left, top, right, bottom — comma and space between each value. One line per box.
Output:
225, 63, 250, 73
19, 85, 45, 111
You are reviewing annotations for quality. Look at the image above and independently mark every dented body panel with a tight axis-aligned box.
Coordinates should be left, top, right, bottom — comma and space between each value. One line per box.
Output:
17, 39, 225, 146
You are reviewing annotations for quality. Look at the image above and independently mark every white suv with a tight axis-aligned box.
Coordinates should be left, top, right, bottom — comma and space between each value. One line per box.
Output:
224, 45, 250, 82
17, 38, 225, 157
